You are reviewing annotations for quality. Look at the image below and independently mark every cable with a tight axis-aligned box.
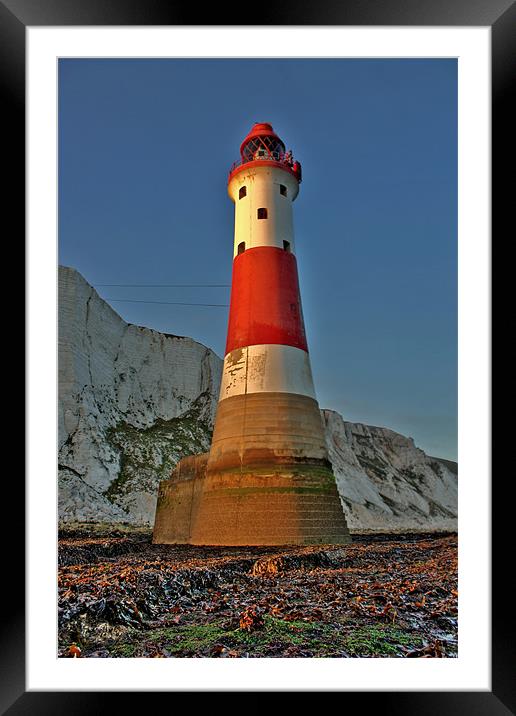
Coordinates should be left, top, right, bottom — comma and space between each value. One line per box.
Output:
96, 283, 230, 288
107, 298, 229, 307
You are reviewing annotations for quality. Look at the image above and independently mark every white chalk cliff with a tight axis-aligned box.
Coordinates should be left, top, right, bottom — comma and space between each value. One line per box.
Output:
58, 266, 221, 524
322, 411, 457, 532
58, 266, 457, 532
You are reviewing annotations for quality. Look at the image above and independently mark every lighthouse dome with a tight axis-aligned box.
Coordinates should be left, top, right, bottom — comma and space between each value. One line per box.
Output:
229, 122, 302, 185
240, 122, 286, 162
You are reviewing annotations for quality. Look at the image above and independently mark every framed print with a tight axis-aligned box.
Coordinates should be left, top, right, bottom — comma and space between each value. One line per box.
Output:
5, 0, 511, 709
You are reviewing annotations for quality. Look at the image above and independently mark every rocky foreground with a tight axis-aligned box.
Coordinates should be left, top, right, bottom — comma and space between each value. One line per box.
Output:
59, 529, 457, 658
59, 266, 458, 532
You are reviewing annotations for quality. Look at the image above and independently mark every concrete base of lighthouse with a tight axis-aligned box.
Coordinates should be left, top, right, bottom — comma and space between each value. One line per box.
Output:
152, 459, 351, 546
153, 388, 351, 545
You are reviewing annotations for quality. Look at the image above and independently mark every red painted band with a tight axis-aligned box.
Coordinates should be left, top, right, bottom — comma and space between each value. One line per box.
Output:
225, 246, 308, 355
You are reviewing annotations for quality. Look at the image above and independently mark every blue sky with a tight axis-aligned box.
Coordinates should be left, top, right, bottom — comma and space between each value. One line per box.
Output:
58, 58, 457, 460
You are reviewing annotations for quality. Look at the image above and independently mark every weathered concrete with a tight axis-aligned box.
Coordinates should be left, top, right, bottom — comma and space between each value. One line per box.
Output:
207, 391, 330, 474
153, 384, 349, 544
153, 464, 351, 546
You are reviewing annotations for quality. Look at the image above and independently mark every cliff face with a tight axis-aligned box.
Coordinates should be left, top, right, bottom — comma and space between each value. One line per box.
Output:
58, 266, 222, 524
58, 266, 457, 531
322, 411, 457, 533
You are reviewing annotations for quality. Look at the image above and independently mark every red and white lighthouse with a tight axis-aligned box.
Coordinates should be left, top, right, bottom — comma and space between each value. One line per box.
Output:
153, 123, 350, 545
208, 123, 328, 473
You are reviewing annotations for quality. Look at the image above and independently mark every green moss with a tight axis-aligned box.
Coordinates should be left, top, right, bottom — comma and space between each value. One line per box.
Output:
160, 622, 227, 654
100, 618, 424, 658
237, 616, 319, 646
218, 465, 336, 482
139, 617, 329, 656
110, 642, 137, 658
343, 625, 423, 657
104, 397, 212, 503
193, 617, 318, 654
208, 486, 337, 497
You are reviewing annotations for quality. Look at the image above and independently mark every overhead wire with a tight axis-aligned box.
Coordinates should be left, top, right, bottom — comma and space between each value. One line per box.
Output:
106, 298, 229, 307
97, 282, 231, 308
95, 283, 230, 288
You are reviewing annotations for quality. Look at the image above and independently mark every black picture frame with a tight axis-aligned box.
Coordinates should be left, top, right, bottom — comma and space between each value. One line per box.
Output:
6, 0, 509, 710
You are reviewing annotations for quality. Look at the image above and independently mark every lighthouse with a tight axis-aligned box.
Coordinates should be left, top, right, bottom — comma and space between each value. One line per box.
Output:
153, 123, 350, 546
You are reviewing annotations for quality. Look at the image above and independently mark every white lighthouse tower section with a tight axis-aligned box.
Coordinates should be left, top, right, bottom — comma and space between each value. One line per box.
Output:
228, 165, 299, 258
220, 344, 317, 400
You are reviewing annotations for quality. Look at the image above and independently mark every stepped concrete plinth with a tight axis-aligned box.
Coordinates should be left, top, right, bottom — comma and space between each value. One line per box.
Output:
153, 459, 351, 546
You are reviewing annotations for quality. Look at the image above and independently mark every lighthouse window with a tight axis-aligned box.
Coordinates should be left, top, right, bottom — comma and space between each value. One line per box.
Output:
237, 242, 246, 255
279, 184, 287, 197
283, 240, 291, 253
239, 186, 247, 200
257, 208, 268, 220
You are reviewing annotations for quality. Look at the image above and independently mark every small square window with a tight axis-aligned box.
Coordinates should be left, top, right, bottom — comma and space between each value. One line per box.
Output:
239, 186, 247, 199
283, 240, 291, 253
257, 208, 268, 220
237, 242, 245, 255
279, 184, 287, 197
